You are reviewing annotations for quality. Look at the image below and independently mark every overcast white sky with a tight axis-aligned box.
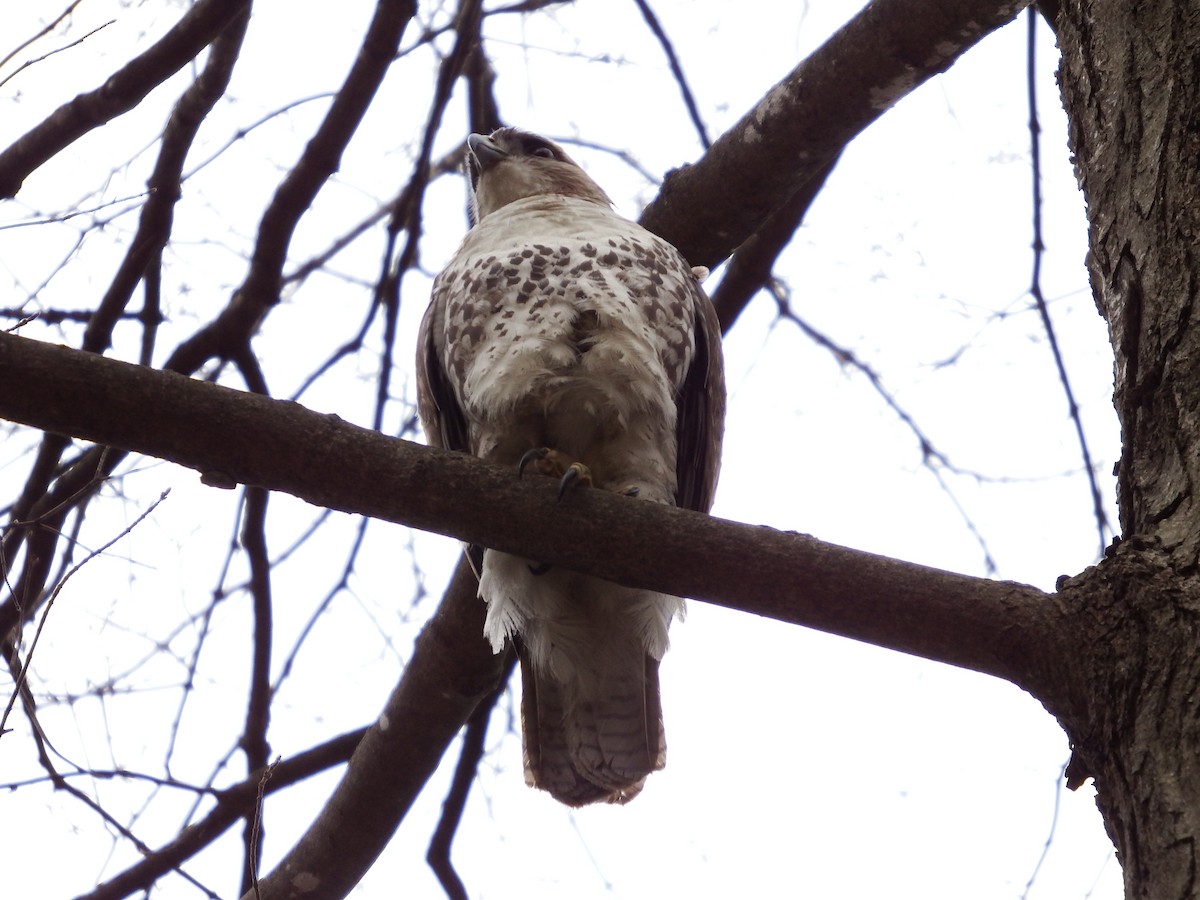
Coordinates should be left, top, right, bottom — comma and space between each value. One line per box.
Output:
1, 2, 1123, 898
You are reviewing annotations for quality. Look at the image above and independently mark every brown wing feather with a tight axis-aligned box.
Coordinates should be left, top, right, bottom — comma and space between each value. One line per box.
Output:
674, 281, 726, 514
416, 293, 469, 455
417, 293, 483, 576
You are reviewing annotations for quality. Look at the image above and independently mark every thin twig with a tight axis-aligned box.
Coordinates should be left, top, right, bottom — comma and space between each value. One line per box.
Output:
0, 0, 90, 73
770, 287, 998, 572
1026, 9, 1109, 556
78, 731, 365, 900
1, 489, 169, 738
374, 0, 486, 431
0, 189, 151, 231
0, 0, 252, 198
0, 19, 115, 92
427, 651, 516, 899
631, 0, 709, 148
1020, 760, 1067, 899
248, 757, 281, 900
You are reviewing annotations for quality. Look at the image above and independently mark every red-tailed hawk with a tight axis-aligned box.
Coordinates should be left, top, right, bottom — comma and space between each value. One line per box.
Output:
417, 127, 725, 805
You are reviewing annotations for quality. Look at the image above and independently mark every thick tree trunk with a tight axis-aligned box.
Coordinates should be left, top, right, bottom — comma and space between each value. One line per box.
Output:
1055, 546, 1200, 899
1060, 0, 1200, 555
1054, 1, 1200, 896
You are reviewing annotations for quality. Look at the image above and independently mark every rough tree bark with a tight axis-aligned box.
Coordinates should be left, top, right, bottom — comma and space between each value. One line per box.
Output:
1046, 1, 1200, 897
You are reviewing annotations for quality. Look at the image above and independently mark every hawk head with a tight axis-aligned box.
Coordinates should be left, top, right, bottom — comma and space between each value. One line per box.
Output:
467, 127, 612, 221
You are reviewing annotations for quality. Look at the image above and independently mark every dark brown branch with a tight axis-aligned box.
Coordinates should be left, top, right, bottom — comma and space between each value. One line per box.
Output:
0, 330, 1064, 696
427, 651, 516, 900
1, 329, 1072, 899
234, 353, 274, 894
78, 728, 367, 900
0, 444, 119, 638
464, 40, 502, 135
239, 484, 273, 894
639, 0, 1033, 269
708, 153, 841, 331
373, 0, 484, 430
245, 557, 504, 900
165, 0, 418, 376
0, 0, 252, 198
632, 0, 709, 148
82, 7, 250, 355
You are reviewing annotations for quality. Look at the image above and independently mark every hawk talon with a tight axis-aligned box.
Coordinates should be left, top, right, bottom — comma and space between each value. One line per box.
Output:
518, 447, 552, 478
557, 462, 593, 500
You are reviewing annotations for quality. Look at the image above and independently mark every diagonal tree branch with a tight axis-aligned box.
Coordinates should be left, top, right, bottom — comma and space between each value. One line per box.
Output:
77, 728, 368, 900
82, 6, 251, 356
426, 649, 516, 900
632, 0, 710, 149
0, 0, 252, 198
639, 0, 1034, 269
707, 153, 841, 331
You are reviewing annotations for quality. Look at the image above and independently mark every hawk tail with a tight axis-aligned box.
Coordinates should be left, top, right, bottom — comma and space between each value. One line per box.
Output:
480, 551, 678, 805
518, 639, 665, 806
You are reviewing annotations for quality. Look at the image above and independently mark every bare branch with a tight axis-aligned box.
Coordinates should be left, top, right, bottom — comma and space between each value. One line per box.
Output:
164, 0, 419, 376
247, 757, 281, 900
239, 484, 274, 894
1024, 9, 1109, 554
427, 652, 516, 899
768, 286, 1000, 573
83, 7, 250, 355
78, 729, 366, 900
0, 328, 1075, 899
0, 0, 89, 73
371, 0, 485, 430
0, 330, 1063, 695
0, 18, 115, 92
708, 153, 841, 331
0, 0, 252, 198
245, 557, 505, 900
0, 443, 121, 639
631, 0, 709, 148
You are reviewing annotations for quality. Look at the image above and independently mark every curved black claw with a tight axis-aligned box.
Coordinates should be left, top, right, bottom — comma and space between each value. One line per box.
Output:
518, 447, 551, 478
557, 462, 593, 500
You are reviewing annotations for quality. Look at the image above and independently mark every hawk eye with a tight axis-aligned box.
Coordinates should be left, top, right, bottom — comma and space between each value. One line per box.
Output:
527, 143, 556, 160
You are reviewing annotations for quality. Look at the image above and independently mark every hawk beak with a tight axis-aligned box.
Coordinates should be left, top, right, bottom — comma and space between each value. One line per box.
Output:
467, 133, 507, 170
